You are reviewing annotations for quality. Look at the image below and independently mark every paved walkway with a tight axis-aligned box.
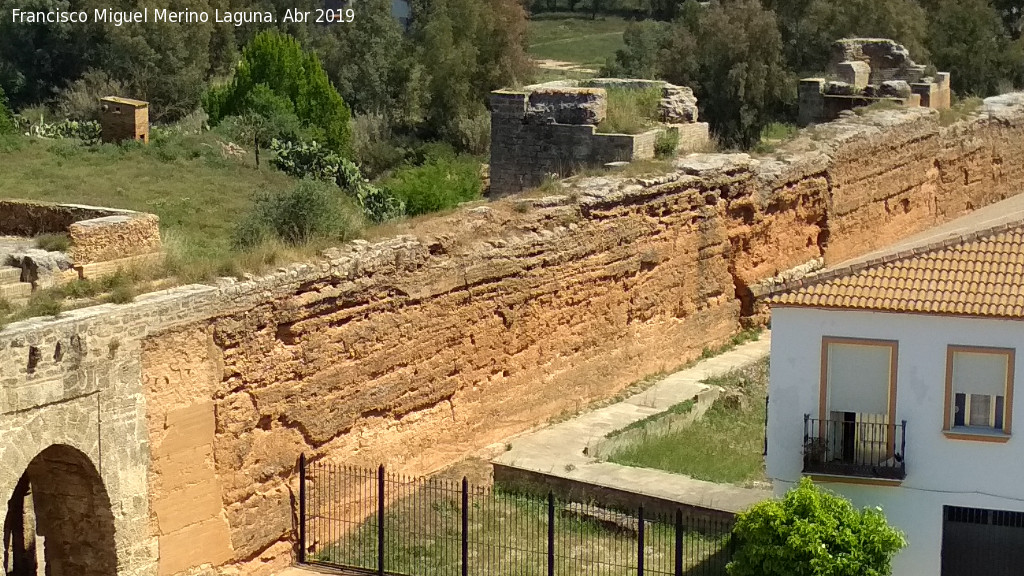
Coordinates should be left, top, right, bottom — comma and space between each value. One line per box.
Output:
492, 333, 773, 514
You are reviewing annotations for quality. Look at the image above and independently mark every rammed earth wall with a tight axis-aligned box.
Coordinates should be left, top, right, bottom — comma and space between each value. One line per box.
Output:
1, 93, 1023, 576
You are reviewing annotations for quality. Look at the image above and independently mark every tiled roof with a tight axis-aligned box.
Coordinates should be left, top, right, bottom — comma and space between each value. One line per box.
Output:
770, 223, 1024, 318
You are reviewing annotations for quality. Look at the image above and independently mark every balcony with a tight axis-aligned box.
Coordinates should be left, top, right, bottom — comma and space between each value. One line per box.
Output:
803, 415, 907, 481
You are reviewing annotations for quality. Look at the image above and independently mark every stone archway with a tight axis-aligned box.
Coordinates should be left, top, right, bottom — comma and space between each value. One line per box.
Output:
3, 445, 118, 576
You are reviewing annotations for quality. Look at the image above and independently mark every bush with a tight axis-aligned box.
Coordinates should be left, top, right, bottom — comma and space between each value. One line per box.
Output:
235, 180, 364, 248
56, 69, 126, 122
385, 156, 482, 217
0, 88, 16, 135
204, 30, 353, 155
34, 233, 71, 252
351, 112, 407, 178
728, 478, 906, 576
270, 139, 405, 223
654, 128, 679, 158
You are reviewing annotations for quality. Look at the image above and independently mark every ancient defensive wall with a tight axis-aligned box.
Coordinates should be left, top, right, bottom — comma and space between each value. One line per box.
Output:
2, 93, 1024, 576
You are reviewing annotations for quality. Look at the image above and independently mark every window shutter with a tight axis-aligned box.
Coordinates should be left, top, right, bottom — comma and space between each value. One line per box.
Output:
952, 351, 1008, 397
827, 342, 892, 415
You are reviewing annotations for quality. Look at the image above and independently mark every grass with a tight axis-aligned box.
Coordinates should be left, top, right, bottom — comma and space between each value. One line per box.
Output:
34, 232, 71, 252
596, 87, 662, 134
939, 96, 984, 127
0, 131, 296, 270
313, 482, 729, 576
606, 358, 769, 485
605, 399, 694, 439
528, 14, 628, 68
752, 122, 798, 155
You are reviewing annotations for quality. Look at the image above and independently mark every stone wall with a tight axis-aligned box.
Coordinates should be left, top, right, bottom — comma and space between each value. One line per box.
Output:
0, 199, 163, 282
489, 79, 709, 196
1, 93, 1023, 576
799, 38, 952, 126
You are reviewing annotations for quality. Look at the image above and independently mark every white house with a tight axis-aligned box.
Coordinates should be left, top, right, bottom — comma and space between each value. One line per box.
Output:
766, 221, 1024, 576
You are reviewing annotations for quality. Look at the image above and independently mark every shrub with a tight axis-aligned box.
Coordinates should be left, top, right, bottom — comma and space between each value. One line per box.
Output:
31, 119, 102, 144
654, 128, 679, 158
270, 139, 405, 222
56, 69, 126, 122
203, 30, 353, 155
0, 87, 15, 135
596, 87, 661, 134
351, 112, 407, 178
385, 156, 482, 217
235, 180, 365, 248
728, 478, 906, 576
34, 233, 71, 252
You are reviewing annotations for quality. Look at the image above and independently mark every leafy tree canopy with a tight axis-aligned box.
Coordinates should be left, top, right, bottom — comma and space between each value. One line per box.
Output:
728, 478, 907, 576
204, 30, 352, 154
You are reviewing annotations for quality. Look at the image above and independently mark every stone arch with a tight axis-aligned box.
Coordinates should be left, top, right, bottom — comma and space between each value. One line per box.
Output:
3, 444, 118, 576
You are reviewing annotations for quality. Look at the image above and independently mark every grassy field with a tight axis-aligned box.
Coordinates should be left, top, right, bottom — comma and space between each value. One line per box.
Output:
312, 481, 730, 576
0, 132, 294, 262
528, 14, 628, 68
606, 359, 769, 486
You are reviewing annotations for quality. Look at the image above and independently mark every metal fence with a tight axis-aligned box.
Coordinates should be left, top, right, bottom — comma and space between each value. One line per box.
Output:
802, 415, 907, 480
299, 457, 735, 576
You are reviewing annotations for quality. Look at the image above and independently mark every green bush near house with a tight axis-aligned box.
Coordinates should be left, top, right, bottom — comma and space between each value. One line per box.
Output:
728, 478, 906, 576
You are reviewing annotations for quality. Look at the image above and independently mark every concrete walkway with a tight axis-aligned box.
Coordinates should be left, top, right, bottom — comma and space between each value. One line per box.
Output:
492, 333, 773, 514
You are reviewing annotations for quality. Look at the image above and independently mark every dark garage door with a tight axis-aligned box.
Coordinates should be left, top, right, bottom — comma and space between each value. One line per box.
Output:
942, 505, 1024, 576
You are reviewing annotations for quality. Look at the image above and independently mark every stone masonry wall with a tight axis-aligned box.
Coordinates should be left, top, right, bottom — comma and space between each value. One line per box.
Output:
1, 93, 1023, 576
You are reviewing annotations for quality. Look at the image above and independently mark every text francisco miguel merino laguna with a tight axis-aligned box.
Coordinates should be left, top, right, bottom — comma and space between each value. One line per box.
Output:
9, 7, 278, 25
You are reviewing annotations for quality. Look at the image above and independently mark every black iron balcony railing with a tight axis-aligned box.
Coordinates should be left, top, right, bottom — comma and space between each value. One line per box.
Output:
803, 415, 907, 480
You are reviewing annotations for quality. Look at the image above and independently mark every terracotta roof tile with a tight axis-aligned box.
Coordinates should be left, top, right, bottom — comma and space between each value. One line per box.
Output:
770, 223, 1024, 319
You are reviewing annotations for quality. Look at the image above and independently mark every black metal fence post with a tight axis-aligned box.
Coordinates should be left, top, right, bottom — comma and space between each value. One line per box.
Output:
637, 505, 645, 576
674, 509, 683, 576
298, 453, 306, 564
462, 476, 469, 576
378, 464, 385, 576
547, 492, 555, 576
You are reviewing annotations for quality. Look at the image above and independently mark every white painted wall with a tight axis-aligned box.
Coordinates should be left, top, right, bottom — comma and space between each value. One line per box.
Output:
768, 306, 1024, 576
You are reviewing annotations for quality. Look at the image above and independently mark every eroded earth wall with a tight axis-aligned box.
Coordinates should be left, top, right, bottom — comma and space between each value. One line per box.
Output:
1, 93, 1023, 576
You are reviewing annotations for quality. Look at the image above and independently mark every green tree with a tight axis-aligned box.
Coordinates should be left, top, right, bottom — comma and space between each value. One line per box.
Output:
924, 0, 1024, 95
602, 20, 668, 78
407, 0, 531, 148
312, 0, 413, 119
658, 0, 794, 149
728, 478, 906, 576
0, 86, 16, 134
204, 30, 353, 155
766, 0, 930, 76
0, 0, 107, 109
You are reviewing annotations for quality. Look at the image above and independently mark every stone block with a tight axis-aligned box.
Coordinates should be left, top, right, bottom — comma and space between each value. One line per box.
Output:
158, 517, 233, 576
879, 80, 912, 99
835, 60, 871, 89
527, 88, 607, 125
69, 213, 162, 265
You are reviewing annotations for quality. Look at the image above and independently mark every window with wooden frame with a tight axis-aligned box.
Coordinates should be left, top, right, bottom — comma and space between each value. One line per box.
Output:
944, 346, 1015, 441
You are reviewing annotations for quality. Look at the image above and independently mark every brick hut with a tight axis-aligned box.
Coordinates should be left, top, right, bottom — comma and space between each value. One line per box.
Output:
99, 96, 150, 144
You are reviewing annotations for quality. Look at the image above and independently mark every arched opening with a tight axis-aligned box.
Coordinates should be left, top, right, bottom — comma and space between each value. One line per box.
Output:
3, 445, 118, 576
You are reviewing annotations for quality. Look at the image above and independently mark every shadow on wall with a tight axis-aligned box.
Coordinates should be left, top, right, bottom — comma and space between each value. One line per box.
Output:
2, 444, 118, 576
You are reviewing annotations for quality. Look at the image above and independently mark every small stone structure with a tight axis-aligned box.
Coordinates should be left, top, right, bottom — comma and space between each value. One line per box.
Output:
0, 200, 163, 288
489, 78, 710, 196
100, 96, 150, 144
798, 38, 951, 126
